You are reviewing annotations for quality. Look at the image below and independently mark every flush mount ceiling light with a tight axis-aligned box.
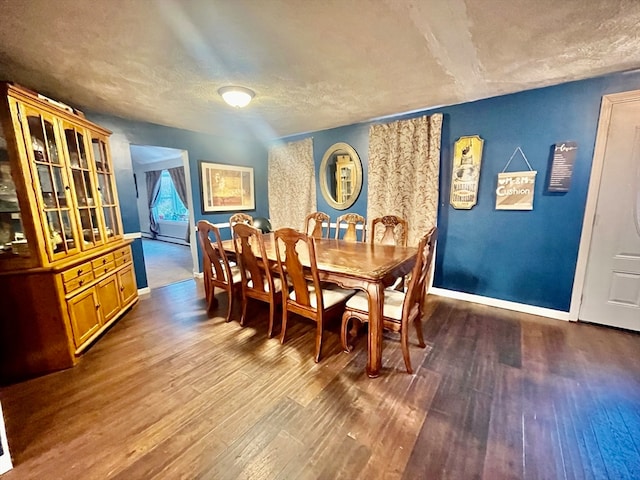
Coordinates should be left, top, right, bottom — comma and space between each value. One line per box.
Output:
218, 86, 255, 108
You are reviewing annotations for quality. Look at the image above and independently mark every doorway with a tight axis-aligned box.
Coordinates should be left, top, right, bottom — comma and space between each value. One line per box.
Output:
574, 90, 640, 331
130, 145, 198, 289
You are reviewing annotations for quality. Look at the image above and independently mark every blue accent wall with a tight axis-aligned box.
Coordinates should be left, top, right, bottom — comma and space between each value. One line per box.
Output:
283, 70, 640, 312
87, 69, 640, 311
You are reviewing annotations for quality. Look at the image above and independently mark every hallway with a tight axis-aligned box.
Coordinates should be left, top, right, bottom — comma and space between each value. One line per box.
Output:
142, 238, 193, 289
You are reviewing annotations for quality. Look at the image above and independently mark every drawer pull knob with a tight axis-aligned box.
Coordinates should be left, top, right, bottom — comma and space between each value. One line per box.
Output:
79, 280, 84, 286
77, 269, 83, 276
103, 259, 106, 264
104, 267, 108, 273
96, 304, 100, 309
120, 286, 124, 292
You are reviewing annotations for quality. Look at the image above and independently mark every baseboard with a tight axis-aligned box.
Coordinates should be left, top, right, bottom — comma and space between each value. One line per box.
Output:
123, 232, 142, 240
141, 232, 189, 246
429, 287, 573, 321
137, 287, 151, 296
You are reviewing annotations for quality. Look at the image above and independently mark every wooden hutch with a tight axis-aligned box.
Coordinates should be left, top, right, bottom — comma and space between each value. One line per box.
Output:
0, 83, 138, 383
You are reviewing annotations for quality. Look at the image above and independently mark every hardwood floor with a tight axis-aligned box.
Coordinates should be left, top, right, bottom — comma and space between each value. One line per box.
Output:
1, 280, 639, 479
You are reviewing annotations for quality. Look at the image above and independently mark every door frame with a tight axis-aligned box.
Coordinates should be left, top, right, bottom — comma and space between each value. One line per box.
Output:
570, 89, 640, 320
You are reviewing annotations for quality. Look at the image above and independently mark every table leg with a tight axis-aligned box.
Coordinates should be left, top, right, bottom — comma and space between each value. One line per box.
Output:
366, 281, 384, 378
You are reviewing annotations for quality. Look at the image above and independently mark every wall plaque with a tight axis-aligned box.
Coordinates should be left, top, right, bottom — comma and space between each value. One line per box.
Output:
496, 171, 537, 210
495, 146, 537, 210
547, 141, 578, 192
450, 135, 484, 209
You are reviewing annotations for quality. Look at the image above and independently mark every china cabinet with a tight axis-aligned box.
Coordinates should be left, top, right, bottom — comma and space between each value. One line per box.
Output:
335, 153, 355, 204
0, 83, 138, 382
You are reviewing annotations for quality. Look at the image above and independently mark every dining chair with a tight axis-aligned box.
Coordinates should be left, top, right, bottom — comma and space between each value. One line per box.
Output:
369, 215, 409, 291
196, 220, 242, 322
368, 215, 408, 247
232, 223, 283, 337
229, 212, 253, 227
274, 227, 356, 362
340, 226, 438, 374
334, 213, 366, 242
304, 211, 331, 239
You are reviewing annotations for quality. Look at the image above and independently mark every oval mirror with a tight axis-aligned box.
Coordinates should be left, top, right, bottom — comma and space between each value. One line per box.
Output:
319, 142, 363, 210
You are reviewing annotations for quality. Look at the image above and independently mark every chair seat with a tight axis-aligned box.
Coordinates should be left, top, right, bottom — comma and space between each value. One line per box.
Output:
345, 290, 404, 321
217, 263, 242, 284
230, 265, 242, 283
247, 276, 284, 293
290, 283, 355, 309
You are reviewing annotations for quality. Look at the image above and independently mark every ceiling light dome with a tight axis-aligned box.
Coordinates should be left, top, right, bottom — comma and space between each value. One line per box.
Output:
218, 86, 255, 108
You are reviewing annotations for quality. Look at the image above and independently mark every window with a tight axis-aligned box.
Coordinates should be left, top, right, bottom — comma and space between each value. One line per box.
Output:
153, 170, 188, 222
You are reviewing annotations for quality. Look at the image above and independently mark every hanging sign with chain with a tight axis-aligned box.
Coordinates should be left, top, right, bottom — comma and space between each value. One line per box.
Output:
495, 147, 537, 210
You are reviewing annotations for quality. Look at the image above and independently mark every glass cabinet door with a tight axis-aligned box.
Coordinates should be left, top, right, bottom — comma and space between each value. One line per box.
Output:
0, 119, 28, 260
91, 135, 121, 241
22, 105, 81, 260
61, 120, 104, 249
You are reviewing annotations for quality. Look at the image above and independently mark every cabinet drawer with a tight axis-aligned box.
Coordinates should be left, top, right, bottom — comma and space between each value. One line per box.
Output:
64, 271, 93, 294
115, 251, 132, 267
94, 261, 116, 278
91, 253, 114, 270
62, 260, 93, 282
113, 246, 131, 260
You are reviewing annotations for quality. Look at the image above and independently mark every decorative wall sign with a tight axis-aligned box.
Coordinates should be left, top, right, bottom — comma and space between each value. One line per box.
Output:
547, 141, 578, 192
496, 147, 537, 210
450, 135, 484, 209
199, 161, 255, 213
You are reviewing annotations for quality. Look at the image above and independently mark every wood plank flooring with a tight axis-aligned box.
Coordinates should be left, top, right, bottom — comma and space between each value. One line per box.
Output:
1, 280, 639, 479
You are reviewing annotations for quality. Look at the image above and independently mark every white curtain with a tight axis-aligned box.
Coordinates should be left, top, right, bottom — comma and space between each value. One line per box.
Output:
268, 137, 316, 230
367, 114, 442, 246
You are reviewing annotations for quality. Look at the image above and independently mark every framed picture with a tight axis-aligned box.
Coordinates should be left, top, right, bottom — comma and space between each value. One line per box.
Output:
199, 162, 255, 213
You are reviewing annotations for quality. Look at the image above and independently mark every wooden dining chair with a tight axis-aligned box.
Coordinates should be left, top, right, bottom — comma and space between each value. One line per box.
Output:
304, 211, 331, 239
274, 227, 356, 362
368, 215, 408, 247
232, 223, 283, 337
334, 213, 366, 242
229, 212, 253, 227
196, 220, 242, 322
340, 227, 438, 374
369, 215, 409, 290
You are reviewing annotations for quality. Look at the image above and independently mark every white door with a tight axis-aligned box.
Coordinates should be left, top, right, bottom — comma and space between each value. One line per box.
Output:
579, 93, 640, 330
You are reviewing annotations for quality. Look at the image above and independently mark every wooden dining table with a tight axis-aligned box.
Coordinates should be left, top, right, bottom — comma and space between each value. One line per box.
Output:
222, 233, 418, 377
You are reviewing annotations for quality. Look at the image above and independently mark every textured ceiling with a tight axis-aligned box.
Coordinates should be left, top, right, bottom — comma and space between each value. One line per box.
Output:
0, 0, 639, 141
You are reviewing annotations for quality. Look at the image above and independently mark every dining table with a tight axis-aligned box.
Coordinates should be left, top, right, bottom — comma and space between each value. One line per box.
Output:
222, 233, 418, 377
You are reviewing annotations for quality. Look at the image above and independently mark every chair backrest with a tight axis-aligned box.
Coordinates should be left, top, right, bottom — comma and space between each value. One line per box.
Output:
232, 223, 274, 295
304, 211, 331, 239
197, 220, 234, 289
402, 227, 438, 318
335, 213, 366, 242
369, 215, 408, 247
229, 213, 253, 227
274, 227, 323, 312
